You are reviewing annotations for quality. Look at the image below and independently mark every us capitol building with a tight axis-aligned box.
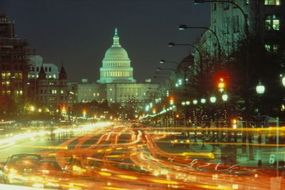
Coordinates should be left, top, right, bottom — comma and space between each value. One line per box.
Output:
73, 28, 158, 106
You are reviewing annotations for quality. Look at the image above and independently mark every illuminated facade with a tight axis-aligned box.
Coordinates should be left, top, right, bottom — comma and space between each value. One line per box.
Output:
34, 64, 69, 111
98, 28, 135, 84
196, 0, 285, 56
74, 28, 158, 107
28, 55, 59, 79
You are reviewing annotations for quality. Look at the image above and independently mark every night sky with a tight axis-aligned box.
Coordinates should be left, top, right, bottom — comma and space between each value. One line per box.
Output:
0, 0, 210, 82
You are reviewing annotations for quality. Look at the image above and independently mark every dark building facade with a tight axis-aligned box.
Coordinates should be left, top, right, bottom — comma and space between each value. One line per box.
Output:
34, 65, 69, 113
197, 0, 285, 56
0, 14, 30, 114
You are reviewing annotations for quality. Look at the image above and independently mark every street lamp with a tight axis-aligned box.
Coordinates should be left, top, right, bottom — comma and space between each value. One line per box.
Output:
178, 24, 221, 59
222, 93, 229, 102
282, 75, 285, 87
168, 42, 203, 71
210, 96, 217, 103
256, 81, 266, 95
193, 99, 198, 105
201, 98, 206, 104
160, 59, 178, 65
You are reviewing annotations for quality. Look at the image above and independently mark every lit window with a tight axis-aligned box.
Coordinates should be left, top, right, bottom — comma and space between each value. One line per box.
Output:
265, 15, 280, 31
265, 0, 280, 5
265, 43, 279, 53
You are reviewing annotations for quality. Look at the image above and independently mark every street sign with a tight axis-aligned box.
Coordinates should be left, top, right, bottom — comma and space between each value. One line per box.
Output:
269, 154, 276, 165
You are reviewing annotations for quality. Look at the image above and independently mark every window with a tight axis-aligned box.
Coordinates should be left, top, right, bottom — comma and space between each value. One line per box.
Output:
213, 3, 217, 11
265, 43, 279, 53
223, 17, 230, 34
265, 0, 280, 5
233, 15, 240, 33
265, 15, 280, 31
223, 2, 230, 10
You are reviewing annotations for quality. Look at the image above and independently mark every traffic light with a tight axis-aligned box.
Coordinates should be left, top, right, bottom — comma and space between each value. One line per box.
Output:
214, 71, 230, 92
169, 97, 174, 105
217, 77, 226, 92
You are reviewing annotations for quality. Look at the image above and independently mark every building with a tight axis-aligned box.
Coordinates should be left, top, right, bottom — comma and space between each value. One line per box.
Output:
197, 0, 285, 56
25, 54, 69, 112
33, 64, 69, 112
28, 55, 59, 79
0, 14, 30, 109
74, 28, 158, 108
192, 0, 285, 116
71, 79, 106, 103
98, 28, 136, 84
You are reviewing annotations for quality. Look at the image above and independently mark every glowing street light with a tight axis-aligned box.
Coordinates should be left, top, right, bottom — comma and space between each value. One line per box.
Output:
200, 98, 206, 104
82, 110, 87, 118
145, 105, 150, 112
222, 94, 229, 102
282, 75, 285, 87
256, 81, 265, 95
169, 97, 174, 105
210, 96, 217, 103
193, 99, 198, 105
29, 105, 36, 112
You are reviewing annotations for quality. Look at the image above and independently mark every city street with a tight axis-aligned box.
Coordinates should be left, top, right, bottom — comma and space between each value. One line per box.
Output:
1, 0, 285, 189
1, 121, 282, 190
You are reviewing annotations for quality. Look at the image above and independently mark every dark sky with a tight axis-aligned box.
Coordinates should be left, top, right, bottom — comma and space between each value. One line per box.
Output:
0, 0, 210, 82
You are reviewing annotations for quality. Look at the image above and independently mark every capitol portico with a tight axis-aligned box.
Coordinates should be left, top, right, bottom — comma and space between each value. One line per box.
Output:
74, 28, 158, 107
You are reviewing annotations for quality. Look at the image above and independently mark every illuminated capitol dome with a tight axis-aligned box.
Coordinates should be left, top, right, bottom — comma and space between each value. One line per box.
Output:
98, 28, 136, 84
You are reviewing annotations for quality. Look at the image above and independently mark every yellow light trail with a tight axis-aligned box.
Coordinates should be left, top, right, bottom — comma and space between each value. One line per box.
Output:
116, 174, 138, 180
180, 152, 215, 159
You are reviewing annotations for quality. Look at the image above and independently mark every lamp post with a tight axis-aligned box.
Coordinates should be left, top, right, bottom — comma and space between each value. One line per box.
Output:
168, 42, 203, 73
160, 59, 178, 65
179, 24, 221, 59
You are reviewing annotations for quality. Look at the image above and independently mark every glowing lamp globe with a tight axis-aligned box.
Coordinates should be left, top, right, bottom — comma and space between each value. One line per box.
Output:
256, 82, 265, 94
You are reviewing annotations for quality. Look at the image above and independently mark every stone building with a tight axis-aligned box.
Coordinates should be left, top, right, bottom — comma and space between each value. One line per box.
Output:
0, 14, 30, 107
195, 0, 284, 58
31, 63, 69, 112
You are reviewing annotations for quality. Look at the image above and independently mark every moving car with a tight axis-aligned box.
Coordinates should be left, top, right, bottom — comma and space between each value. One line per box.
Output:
0, 154, 42, 185
0, 154, 85, 189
